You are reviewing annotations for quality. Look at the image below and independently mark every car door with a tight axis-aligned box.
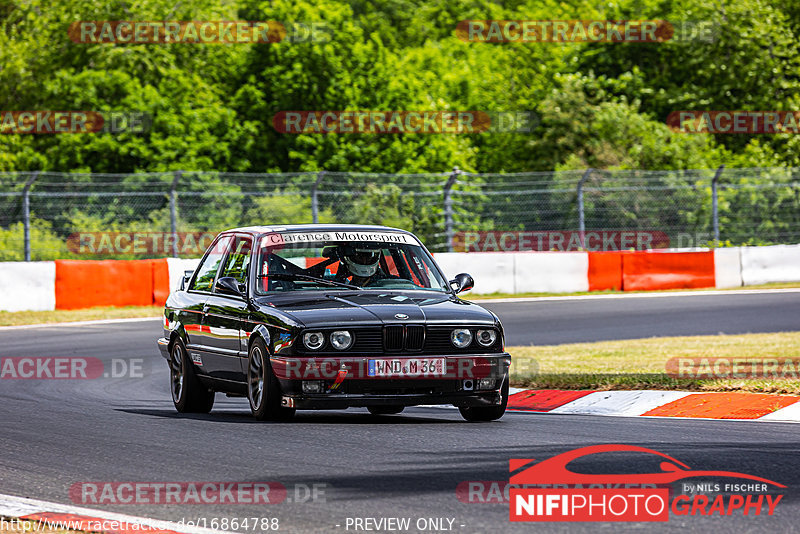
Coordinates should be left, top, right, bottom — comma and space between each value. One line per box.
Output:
203, 234, 253, 382
184, 233, 232, 379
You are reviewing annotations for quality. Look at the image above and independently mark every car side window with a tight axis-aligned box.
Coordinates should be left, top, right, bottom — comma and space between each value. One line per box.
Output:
190, 235, 232, 292
217, 236, 252, 289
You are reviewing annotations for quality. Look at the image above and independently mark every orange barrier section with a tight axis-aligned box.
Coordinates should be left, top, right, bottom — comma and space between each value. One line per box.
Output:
622, 251, 715, 291
55, 259, 166, 309
642, 392, 800, 419
588, 252, 623, 291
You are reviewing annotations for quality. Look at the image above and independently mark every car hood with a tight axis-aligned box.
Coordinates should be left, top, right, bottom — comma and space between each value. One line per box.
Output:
254, 291, 497, 327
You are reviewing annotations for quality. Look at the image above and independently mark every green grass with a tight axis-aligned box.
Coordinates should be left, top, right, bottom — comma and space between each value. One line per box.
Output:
508, 332, 800, 394
0, 306, 162, 326
468, 282, 800, 300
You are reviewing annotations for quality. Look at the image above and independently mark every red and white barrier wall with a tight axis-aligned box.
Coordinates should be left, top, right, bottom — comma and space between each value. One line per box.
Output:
436, 243, 800, 294
1, 245, 799, 311
0, 261, 56, 312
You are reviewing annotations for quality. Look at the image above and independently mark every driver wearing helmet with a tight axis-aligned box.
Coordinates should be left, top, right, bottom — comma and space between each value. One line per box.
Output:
335, 244, 382, 286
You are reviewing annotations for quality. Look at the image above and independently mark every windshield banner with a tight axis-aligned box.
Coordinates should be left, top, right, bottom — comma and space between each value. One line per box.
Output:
261, 231, 421, 247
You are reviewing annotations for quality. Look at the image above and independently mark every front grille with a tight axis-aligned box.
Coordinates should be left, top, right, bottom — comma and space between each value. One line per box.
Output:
406, 325, 425, 350
384, 326, 404, 351
352, 328, 383, 352
296, 326, 501, 355
383, 325, 425, 351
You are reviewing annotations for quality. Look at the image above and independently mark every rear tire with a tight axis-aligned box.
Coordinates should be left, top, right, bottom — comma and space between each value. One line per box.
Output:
248, 337, 295, 421
367, 406, 405, 416
459, 378, 508, 422
170, 338, 214, 413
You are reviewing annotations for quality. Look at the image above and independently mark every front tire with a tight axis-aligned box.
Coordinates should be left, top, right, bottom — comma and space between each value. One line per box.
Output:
170, 338, 214, 413
367, 406, 405, 416
459, 378, 508, 422
247, 337, 295, 421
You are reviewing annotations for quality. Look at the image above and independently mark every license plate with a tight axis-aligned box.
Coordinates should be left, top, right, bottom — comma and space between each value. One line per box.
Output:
367, 358, 446, 377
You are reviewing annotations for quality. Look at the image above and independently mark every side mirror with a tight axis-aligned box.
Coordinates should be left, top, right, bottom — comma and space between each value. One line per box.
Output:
216, 276, 246, 297
449, 273, 474, 294
180, 270, 194, 291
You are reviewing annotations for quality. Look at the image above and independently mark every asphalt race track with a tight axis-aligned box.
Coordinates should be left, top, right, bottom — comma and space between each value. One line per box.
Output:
1, 290, 799, 533
483, 290, 800, 345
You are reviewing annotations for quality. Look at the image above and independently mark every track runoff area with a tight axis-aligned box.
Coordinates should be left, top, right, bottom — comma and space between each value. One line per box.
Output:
0, 289, 798, 532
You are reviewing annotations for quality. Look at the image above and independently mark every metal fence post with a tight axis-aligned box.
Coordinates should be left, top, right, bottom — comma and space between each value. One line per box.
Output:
711, 164, 725, 248
312, 170, 325, 224
577, 168, 593, 249
170, 171, 182, 258
22, 171, 40, 262
444, 166, 460, 253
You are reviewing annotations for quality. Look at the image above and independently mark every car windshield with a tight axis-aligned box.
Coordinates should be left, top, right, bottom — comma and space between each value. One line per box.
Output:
254, 230, 449, 294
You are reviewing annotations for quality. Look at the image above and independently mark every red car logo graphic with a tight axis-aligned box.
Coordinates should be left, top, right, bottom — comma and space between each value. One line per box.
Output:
510, 444, 785, 487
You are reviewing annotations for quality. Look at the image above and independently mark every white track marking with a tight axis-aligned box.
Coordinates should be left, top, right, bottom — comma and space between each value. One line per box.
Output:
0, 316, 161, 331
549, 390, 693, 417
759, 401, 800, 422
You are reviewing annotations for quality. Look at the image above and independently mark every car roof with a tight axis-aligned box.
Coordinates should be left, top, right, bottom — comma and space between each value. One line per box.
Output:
221, 224, 416, 237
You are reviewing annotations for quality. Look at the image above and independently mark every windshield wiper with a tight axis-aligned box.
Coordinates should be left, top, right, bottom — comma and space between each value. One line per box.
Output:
258, 273, 362, 290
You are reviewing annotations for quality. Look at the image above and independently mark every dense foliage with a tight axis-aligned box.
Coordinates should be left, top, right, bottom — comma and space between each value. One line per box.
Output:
3, 0, 799, 173
1, 0, 799, 258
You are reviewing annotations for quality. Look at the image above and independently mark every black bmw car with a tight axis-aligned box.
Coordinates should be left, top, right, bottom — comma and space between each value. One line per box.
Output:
157, 224, 511, 422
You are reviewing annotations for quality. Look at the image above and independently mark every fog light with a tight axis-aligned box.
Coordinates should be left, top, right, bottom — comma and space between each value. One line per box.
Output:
302, 380, 325, 393
477, 378, 495, 390
462, 379, 474, 391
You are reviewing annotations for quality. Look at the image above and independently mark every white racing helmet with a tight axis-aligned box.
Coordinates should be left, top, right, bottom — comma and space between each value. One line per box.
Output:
341, 246, 380, 277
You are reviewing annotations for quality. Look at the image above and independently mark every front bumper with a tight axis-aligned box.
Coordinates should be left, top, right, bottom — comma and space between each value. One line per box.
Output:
157, 337, 170, 360
276, 352, 510, 410
281, 389, 503, 410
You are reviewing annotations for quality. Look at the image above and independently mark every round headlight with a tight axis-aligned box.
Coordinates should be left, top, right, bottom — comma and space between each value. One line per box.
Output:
451, 328, 473, 349
303, 332, 325, 350
330, 330, 353, 350
476, 329, 497, 347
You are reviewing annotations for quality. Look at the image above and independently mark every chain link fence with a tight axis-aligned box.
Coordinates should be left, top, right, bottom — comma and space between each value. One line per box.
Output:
1, 166, 799, 260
